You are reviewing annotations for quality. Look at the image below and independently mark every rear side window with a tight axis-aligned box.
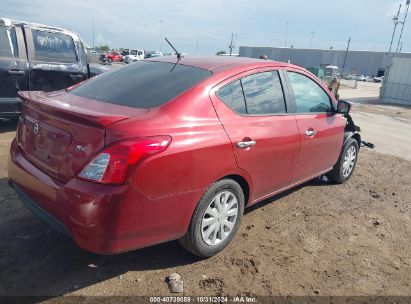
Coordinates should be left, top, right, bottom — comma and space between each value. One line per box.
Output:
287, 72, 332, 113
217, 80, 247, 114
70, 61, 212, 108
241, 71, 286, 115
32, 30, 77, 63
0, 26, 18, 59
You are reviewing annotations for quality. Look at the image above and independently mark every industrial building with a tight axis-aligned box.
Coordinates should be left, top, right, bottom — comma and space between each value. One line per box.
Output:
380, 57, 411, 105
239, 46, 411, 77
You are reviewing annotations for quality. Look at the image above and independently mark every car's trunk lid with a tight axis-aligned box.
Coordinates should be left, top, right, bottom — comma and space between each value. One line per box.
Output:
17, 90, 146, 183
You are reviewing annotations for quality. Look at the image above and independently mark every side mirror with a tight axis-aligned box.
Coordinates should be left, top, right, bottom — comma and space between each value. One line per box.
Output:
336, 99, 351, 114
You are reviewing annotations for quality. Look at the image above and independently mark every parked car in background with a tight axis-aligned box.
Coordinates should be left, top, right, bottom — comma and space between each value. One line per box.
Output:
144, 50, 163, 58
346, 74, 367, 81
9, 57, 360, 257
0, 17, 91, 118
373, 76, 384, 83
124, 49, 145, 64
121, 48, 130, 56
102, 50, 123, 63
99, 52, 107, 62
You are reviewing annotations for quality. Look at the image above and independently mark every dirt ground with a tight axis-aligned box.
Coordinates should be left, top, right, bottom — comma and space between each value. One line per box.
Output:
339, 81, 411, 161
0, 96, 410, 298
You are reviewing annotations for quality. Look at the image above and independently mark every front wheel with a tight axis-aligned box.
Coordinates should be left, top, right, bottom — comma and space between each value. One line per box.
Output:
179, 179, 244, 258
327, 138, 359, 183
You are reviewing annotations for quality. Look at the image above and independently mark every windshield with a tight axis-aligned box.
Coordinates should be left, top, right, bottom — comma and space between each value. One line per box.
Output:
70, 61, 212, 109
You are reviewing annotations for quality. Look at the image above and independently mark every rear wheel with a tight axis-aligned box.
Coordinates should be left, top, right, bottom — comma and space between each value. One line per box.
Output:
327, 138, 359, 183
179, 179, 244, 257
107, 58, 113, 63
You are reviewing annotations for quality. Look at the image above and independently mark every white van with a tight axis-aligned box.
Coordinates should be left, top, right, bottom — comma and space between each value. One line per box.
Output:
124, 49, 145, 63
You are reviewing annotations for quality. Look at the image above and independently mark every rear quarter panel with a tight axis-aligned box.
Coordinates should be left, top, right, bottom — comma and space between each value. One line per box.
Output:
105, 83, 246, 235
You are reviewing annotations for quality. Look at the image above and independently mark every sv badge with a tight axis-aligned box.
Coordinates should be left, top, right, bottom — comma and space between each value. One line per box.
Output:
76, 145, 87, 152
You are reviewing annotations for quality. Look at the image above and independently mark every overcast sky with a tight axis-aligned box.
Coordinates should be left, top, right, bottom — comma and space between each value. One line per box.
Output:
2, 0, 411, 54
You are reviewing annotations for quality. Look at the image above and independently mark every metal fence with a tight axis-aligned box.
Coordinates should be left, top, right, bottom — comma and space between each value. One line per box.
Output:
87, 54, 100, 64
380, 57, 411, 105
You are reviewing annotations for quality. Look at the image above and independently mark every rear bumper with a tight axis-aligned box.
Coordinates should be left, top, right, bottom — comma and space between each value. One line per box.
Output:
8, 139, 202, 254
12, 183, 70, 237
0, 97, 21, 118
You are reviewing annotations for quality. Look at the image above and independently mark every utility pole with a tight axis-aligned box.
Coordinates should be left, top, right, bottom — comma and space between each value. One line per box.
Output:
284, 21, 289, 47
396, 0, 410, 53
399, 41, 404, 53
382, 2, 406, 100
389, 4, 402, 55
92, 20, 95, 50
160, 20, 163, 52
196, 31, 200, 53
341, 36, 351, 79
229, 33, 235, 56
309, 31, 315, 48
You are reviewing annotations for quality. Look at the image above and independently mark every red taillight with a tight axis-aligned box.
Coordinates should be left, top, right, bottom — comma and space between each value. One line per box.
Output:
78, 136, 171, 184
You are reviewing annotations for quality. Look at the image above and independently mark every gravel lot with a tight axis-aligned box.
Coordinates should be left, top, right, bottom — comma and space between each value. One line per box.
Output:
0, 85, 410, 298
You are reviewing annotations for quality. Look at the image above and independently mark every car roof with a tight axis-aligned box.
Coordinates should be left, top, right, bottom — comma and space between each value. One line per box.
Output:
146, 56, 302, 74
1, 17, 72, 33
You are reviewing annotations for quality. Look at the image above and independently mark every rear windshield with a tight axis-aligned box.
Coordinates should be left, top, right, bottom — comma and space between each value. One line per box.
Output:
70, 61, 212, 108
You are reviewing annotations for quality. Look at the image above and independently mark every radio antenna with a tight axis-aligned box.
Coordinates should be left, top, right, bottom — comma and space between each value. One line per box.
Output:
164, 37, 183, 59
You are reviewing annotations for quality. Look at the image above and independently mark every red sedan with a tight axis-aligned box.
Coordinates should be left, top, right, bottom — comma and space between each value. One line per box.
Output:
8, 57, 360, 257
105, 50, 123, 63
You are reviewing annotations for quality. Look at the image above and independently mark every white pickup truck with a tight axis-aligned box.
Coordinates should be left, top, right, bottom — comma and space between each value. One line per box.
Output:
124, 49, 145, 63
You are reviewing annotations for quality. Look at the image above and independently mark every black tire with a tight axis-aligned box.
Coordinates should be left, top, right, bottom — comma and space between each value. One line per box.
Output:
327, 138, 359, 184
107, 58, 113, 63
179, 179, 245, 258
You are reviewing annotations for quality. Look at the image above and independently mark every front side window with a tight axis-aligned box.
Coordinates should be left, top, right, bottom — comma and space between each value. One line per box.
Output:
0, 26, 18, 59
241, 71, 286, 115
32, 30, 77, 63
217, 80, 247, 114
287, 72, 332, 113
130, 50, 137, 55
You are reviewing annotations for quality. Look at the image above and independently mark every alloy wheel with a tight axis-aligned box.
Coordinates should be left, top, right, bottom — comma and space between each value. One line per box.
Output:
342, 145, 357, 177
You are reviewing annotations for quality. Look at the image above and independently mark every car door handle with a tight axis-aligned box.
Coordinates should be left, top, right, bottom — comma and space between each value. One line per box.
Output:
7, 70, 25, 75
305, 129, 317, 137
69, 74, 83, 80
237, 140, 256, 149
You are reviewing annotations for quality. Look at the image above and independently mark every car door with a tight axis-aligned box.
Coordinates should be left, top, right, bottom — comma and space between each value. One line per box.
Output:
210, 68, 301, 202
284, 69, 345, 183
24, 27, 86, 91
0, 25, 29, 116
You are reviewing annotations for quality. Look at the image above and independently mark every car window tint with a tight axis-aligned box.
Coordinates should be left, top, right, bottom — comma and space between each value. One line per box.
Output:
287, 72, 332, 113
0, 26, 18, 59
241, 71, 286, 115
130, 50, 137, 55
32, 30, 77, 63
70, 61, 212, 109
217, 80, 247, 114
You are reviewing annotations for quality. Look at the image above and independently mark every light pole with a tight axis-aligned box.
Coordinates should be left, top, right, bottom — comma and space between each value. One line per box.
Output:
160, 20, 163, 52
396, 0, 410, 53
196, 31, 200, 53
309, 31, 315, 48
284, 21, 289, 47
229, 33, 235, 56
92, 20, 95, 50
